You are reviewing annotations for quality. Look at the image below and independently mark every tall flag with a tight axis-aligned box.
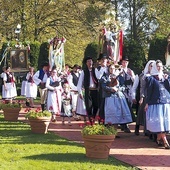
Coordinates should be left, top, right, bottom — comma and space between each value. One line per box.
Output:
119, 30, 123, 62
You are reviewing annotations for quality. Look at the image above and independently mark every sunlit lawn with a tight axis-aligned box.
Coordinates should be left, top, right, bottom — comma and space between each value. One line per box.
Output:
0, 114, 139, 170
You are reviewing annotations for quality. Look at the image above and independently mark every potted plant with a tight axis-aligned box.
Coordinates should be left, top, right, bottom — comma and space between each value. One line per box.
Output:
25, 108, 51, 134
0, 100, 22, 121
81, 120, 117, 160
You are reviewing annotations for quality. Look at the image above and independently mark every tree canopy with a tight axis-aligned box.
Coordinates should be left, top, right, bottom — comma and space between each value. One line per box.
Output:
0, 0, 169, 67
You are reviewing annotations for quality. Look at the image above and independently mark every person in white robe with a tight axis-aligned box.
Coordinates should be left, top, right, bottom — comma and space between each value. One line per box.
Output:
2, 66, 17, 103
67, 64, 81, 120
33, 62, 49, 111
46, 68, 62, 122
25, 67, 37, 108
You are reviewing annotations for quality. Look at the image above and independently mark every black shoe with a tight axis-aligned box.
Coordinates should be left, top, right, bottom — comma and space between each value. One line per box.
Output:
164, 143, 170, 149
153, 134, 157, 142
157, 140, 163, 146
134, 126, 139, 136
115, 135, 120, 138
124, 128, 131, 133
26, 101, 30, 107
149, 134, 153, 140
144, 133, 149, 136
135, 130, 139, 136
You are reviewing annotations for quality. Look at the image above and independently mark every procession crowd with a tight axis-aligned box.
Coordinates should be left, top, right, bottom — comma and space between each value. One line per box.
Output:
1, 53, 170, 149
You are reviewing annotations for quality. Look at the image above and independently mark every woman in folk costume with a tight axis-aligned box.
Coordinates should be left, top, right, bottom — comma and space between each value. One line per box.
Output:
100, 64, 132, 130
2, 66, 17, 103
61, 83, 72, 125
20, 74, 29, 106
21, 74, 27, 97
46, 67, 62, 122
25, 67, 37, 108
145, 60, 170, 149
1, 66, 6, 99
132, 60, 155, 136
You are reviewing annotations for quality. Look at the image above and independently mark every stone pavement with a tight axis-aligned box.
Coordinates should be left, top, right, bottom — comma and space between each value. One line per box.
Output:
18, 108, 170, 170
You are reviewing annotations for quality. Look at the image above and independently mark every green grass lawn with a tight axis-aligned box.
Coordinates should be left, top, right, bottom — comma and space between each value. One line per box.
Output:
0, 115, 138, 170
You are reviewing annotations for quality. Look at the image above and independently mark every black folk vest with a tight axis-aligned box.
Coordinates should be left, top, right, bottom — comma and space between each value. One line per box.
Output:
83, 67, 98, 89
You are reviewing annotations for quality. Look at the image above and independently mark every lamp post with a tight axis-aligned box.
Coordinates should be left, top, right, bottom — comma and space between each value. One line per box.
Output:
15, 24, 21, 41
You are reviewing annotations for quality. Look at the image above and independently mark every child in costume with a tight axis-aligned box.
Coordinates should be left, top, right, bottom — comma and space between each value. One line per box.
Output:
61, 83, 72, 125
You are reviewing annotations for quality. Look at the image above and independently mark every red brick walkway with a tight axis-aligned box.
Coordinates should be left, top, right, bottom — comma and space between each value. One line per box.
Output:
19, 108, 170, 170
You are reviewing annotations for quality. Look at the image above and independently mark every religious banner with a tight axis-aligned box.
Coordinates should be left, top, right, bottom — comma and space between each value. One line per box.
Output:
49, 36, 66, 72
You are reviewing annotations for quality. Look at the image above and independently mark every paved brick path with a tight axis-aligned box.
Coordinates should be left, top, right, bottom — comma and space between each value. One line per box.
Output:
18, 107, 170, 170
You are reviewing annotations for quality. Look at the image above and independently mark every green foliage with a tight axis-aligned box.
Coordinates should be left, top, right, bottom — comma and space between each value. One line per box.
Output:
148, 37, 167, 65
29, 41, 41, 70
25, 110, 51, 119
123, 39, 146, 74
38, 42, 49, 69
81, 123, 117, 136
0, 115, 134, 170
0, 101, 22, 109
83, 42, 98, 68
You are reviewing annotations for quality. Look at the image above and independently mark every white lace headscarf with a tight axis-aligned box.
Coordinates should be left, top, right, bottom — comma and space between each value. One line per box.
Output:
143, 60, 155, 75
150, 60, 164, 80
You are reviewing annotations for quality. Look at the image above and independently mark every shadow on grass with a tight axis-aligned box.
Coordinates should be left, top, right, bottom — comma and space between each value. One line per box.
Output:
0, 116, 82, 147
23, 152, 129, 166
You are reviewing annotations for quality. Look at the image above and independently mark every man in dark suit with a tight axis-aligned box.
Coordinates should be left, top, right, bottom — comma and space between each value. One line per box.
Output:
77, 57, 98, 124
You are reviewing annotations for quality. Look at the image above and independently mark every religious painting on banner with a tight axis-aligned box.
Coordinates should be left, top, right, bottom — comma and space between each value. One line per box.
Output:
98, 2, 123, 64
10, 49, 29, 72
48, 35, 66, 72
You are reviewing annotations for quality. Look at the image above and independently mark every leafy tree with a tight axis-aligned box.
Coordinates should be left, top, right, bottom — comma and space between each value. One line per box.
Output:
148, 36, 167, 64
0, 0, 113, 66
29, 41, 41, 70
38, 42, 49, 69
123, 39, 146, 74
147, 0, 170, 37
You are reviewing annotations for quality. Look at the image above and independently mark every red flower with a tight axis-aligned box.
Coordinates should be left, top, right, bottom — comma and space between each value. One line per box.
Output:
86, 121, 91, 125
96, 116, 100, 120
24, 109, 28, 112
49, 106, 53, 111
37, 107, 41, 111
79, 123, 83, 128
100, 119, 104, 123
